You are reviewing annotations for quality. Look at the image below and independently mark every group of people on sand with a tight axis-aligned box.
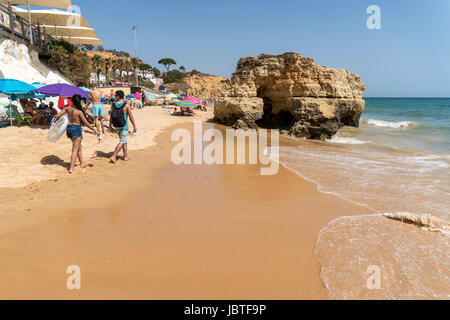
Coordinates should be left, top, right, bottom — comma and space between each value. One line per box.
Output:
22, 99, 57, 126
53, 87, 137, 174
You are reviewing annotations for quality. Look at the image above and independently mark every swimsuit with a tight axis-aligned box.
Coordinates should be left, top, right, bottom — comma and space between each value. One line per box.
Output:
66, 107, 83, 139
92, 104, 104, 117
66, 124, 82, 139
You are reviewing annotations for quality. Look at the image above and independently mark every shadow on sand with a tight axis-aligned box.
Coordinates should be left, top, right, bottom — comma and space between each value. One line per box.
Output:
41, 155, 70, 170
95, 151, 114, 159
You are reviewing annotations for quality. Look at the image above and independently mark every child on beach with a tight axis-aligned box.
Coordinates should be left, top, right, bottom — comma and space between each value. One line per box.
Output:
54, 94, 98, 174
109, 90, 137, 163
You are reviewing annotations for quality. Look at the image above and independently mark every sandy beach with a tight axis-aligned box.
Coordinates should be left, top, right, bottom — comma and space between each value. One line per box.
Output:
0, 106, 212, 189
0, 106, 373, 299
0, 0, 448, 304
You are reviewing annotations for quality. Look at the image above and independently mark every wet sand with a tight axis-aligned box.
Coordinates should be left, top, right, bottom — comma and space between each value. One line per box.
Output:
0, 121, 373, 299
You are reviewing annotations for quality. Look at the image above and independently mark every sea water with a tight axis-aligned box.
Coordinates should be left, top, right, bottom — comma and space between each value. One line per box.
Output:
274, 98, 450, 299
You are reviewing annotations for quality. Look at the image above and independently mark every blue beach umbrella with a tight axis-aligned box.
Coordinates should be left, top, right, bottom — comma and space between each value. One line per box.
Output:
0, 79, 37, 126
10, 92, 47, 100
31, 82, 47, 89
11, 82, 50, 100
0, 79, 37, 94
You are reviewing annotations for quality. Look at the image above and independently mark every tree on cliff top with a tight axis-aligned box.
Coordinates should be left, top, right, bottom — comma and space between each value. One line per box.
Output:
158, 58, 177, 72
163, 69, 185, 84
152, 67, 161, 78
139, 63, 152, 80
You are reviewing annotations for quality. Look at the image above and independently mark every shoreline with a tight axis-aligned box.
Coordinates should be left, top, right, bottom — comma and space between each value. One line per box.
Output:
0, 114, 373, 299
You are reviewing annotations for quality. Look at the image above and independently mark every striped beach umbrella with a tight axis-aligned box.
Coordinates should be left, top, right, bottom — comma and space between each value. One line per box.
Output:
184, 96, 201, 105
176, 100, 197, 108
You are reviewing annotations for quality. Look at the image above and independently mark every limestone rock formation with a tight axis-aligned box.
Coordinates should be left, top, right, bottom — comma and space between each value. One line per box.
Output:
164, 72, 230, 99
213, 52, 366, 140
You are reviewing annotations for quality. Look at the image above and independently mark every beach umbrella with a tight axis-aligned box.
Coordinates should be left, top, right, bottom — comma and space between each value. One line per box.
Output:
58, 36, 103, 45
2, 1, 72, 44
11, 82, 49, 99
2, 0, 71, 7
12, 7, 89, 28
31, 82, 47, 88
165, 93, 178, 99
176, 100, 197, 108
0, 79, 37, 94
11, 92, 46, 100
145, 93, 157, 100
40, 25, 98, 38
184, 96, 201, 105
78, 86, 90, 92
0, 79, 37, 126
36, 83, 89, 97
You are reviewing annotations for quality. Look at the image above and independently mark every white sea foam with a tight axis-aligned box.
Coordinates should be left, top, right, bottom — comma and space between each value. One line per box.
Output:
326, 136, 367, 145
268, 145, 450, 223
397, 155, 450, 170
315, 214, 450, 300
366, 118, 417, 128
384, 212, 450, 235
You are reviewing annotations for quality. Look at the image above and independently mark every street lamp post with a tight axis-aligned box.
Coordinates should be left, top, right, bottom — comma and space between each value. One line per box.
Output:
132, 25, 138, 87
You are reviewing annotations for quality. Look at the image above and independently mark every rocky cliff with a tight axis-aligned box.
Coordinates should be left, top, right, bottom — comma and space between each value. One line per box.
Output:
0, 39, 70, 85
214, 52, 366, 140
165, 72, 230, 99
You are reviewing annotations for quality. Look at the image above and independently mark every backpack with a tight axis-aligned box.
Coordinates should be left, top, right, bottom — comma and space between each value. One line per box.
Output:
111, 102, 127, 127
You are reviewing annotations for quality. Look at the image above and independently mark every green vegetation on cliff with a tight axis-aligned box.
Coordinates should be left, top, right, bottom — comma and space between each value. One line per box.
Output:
45, 40, 91, 86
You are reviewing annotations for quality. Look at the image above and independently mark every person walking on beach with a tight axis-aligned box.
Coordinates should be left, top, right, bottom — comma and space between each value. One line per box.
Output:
54, 95, 98, 174
141, 90, 146, 106
109, 90, 137, 164
87, 85, 105, 142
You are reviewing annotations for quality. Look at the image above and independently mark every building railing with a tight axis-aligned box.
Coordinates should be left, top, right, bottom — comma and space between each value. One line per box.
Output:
0, 3, 54, 54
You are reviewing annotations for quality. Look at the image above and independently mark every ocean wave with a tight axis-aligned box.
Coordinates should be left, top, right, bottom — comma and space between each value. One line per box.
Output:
384, 212, 450, 235
363, 118, 418, 128
397, 155, 450, 170
269, 145, 449, 223
326, 136, 367, 145
315, 214, 450, 299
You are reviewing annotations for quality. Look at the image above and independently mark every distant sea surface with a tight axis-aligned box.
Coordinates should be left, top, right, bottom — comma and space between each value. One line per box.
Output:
273, 98, 450, 299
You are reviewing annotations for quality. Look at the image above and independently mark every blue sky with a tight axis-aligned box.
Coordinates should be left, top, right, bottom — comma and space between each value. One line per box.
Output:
46, 1, 450, 96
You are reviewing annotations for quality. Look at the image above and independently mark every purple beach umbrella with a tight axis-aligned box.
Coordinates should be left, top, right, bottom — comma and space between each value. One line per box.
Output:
36, 83, 89, 98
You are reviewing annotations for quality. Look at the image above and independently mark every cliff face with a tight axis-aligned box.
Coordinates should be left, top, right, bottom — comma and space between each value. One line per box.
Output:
0, 40, 70, 85
214, 52, 366, 140
165, 73, 230, 99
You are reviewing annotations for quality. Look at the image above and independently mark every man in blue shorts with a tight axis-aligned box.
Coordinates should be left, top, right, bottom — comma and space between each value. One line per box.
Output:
88, 85, 105, 141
